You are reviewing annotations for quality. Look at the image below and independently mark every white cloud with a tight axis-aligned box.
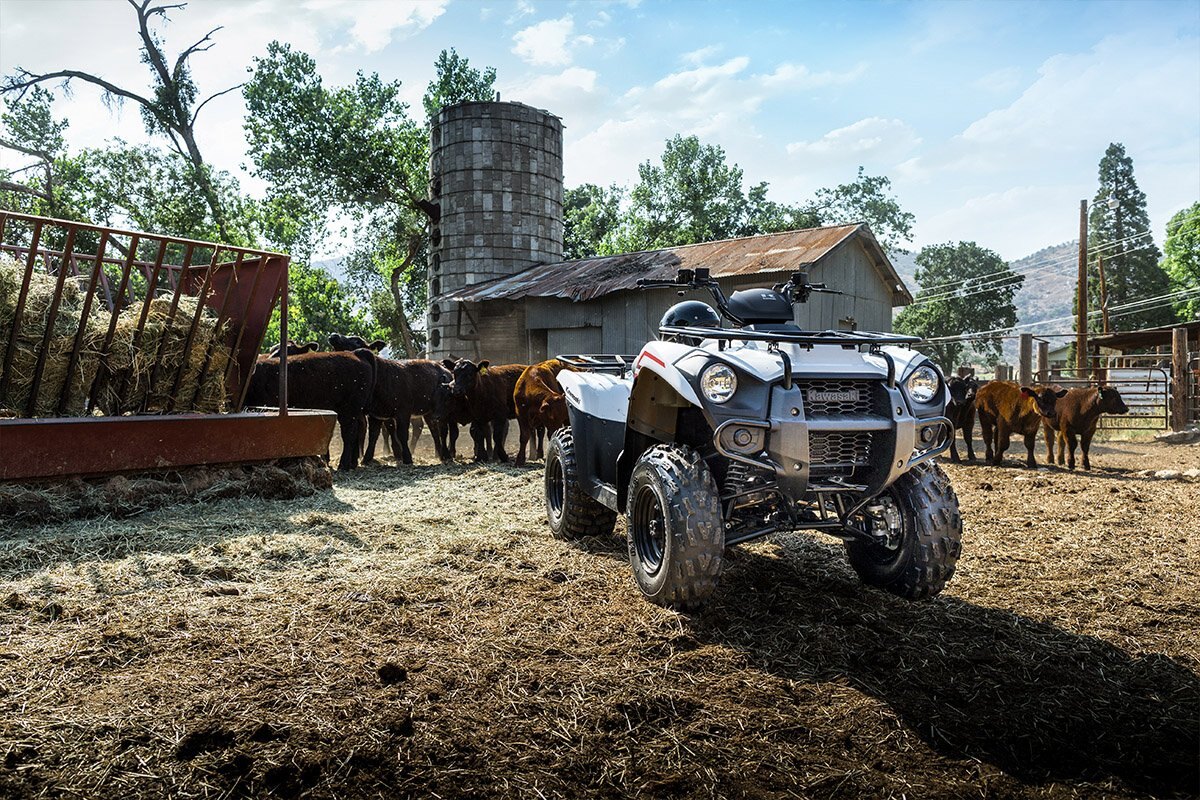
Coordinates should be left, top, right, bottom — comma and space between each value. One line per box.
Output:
759, 61, 867, 89
507, 0, 536, 25
973, 66, 1023, 94
304, 0, 447, 53
786, 117, 922, 160
512, 16, 576, 66
681, 44, 722, 65
566, 54, 868, 191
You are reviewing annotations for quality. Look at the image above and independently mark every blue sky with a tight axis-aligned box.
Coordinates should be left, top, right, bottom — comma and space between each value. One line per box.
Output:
1, 0, 1197, 261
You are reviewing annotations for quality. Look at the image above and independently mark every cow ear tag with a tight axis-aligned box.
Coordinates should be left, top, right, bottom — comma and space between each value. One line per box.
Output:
479, 366, 488, 375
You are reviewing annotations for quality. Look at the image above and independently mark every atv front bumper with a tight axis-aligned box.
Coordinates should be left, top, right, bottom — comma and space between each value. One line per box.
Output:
711, 382, 953, 504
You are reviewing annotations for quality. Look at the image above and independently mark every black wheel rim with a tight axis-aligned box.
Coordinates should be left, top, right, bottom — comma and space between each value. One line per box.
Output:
632, 484, 666, 575
546, 452, 564, 522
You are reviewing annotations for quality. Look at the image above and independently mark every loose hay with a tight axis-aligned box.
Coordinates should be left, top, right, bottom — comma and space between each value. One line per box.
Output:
1, 439, 1197, 799
0, 457, 332, 522
0, 254, 233, 417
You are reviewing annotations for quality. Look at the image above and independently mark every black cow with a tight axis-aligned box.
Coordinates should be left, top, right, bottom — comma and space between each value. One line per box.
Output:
245, 350, 375, 471
946, 376, 979, 462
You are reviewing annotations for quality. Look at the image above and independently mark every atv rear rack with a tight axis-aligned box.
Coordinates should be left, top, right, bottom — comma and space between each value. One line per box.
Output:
557, 354, 640, 377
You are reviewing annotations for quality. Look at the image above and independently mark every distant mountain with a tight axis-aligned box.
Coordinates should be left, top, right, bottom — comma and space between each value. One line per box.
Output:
890, 241, 1078, 335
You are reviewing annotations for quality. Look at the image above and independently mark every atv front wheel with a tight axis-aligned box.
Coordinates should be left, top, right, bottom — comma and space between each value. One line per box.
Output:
626, 444, 724, 610
545, 429, 617, 539
844, 462, 962, 600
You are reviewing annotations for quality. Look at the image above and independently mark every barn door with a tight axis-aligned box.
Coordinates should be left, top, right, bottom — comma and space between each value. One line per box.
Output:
548, 326, 603, 357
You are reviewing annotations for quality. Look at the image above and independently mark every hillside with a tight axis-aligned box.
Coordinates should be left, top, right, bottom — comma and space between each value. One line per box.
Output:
892, 241, 1078, 335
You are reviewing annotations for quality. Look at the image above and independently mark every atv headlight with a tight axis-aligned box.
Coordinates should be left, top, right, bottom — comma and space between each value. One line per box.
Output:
700, 363, 737, 404
905, 365, 940, 404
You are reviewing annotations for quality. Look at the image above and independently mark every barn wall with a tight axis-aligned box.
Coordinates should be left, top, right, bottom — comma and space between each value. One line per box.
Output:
459, 300, 529, 366
481, 233, 900, 362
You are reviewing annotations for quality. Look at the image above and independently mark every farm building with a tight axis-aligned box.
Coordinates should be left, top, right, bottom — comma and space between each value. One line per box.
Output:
425, 100, 912, 365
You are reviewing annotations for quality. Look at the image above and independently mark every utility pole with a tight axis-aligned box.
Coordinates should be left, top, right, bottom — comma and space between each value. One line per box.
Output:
1097, 255, 1111, 334
1076, 199, 1088, 376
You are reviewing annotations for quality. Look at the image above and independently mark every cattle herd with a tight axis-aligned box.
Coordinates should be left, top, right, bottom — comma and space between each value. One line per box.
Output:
244, 335, 569, 471
245, 337, 1131, 475
946, 375, 1130, 471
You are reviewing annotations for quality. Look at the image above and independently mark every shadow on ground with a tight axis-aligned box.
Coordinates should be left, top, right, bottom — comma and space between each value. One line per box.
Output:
689, 536, 1200, 796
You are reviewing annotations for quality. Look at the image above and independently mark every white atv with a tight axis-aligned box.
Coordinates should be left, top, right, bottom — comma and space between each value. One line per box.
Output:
545, 268, 962, 610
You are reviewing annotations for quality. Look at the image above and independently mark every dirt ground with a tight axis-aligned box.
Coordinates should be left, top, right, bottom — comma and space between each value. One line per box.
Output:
2, 433, 1198, 799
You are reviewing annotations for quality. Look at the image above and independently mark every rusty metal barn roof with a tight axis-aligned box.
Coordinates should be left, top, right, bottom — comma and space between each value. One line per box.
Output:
443, 224, 913, 305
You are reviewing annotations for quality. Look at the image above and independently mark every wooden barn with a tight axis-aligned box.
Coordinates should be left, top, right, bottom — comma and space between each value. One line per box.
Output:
439, 223, 913, 364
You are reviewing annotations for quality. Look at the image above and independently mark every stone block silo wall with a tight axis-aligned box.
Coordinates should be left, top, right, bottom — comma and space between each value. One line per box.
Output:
426, 101, 564, 361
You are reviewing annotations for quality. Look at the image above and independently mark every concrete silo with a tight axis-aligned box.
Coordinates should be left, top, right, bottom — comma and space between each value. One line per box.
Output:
426, 101, 564, 362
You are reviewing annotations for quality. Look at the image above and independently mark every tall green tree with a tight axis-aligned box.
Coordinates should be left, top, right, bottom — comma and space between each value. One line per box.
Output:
616, 135, 750, 251
894, 242, 1023, 371
568, 135, 914, 260
0, 87, 73, 218
1, 0, 244, 241
243, 44, 497, 355
423, 48, 497, 122
1161, 202, 1200, 322
811, 167, 915, 253
562, 183, 623, 260
1087, 143, 1170, 330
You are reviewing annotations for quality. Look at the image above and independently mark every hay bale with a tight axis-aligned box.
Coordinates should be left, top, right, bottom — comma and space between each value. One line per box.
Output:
0, 254, 107, 416
1, 253, 234, 417
96, 295, 231, 415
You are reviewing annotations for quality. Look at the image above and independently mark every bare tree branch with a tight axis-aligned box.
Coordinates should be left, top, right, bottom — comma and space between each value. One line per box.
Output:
1, 68, 158, 110
0, 180, 50, 200
174, 26, 222, 76
132, 1, 178, 101
0, 135, 52, 163
189, 82, 244, 126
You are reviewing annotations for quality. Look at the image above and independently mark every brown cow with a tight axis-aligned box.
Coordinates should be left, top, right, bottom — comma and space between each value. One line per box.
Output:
975, 381, 1066, 468
245, 349, 376, 471
444, 358, 527, 462
513, 359, 573, 466
1043, 386, 1129, 470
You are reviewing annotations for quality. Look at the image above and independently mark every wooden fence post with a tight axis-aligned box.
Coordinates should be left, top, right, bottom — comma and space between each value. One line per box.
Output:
1037, 340, 1049, 383
1019, 333, 1033, 386
1172, 327, 1188, 432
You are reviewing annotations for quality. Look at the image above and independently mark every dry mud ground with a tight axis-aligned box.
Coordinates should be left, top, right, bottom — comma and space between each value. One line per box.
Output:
2, 437, 1198, 799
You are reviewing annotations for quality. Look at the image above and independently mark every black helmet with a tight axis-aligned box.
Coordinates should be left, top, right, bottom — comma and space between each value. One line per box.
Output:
661, 301, 721, 330
660, 300, 721, 345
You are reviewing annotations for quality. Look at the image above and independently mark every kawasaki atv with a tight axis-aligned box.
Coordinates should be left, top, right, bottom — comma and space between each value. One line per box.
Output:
545, 267, 962, 610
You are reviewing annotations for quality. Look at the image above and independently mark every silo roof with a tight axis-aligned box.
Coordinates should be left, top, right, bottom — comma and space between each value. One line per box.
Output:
441, 224, 912, 306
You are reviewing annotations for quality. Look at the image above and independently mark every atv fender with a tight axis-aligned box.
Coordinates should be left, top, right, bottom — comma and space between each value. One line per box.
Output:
559, 371, 631, 509
616, 369, 699, 510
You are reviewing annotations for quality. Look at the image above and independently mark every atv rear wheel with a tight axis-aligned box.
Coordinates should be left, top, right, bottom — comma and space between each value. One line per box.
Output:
545, 428, 616, 539
844, 462, 962, 599
626, 444, 724, 610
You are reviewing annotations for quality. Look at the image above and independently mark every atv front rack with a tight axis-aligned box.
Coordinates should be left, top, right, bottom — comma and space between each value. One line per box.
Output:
556, 354, 640, 377
658, 325, 921, 347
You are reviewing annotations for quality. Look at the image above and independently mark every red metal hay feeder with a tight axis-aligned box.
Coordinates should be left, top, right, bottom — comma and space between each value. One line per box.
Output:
0, 212, 334, 481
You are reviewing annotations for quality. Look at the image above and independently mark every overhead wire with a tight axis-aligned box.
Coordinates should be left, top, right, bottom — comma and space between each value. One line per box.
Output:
908, 236, 1156, 307
908, 206, 1200, 299
919, 286, 1200, 342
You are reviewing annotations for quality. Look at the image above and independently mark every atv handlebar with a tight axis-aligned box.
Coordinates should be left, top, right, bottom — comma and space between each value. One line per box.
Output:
636, 267, 846, 326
